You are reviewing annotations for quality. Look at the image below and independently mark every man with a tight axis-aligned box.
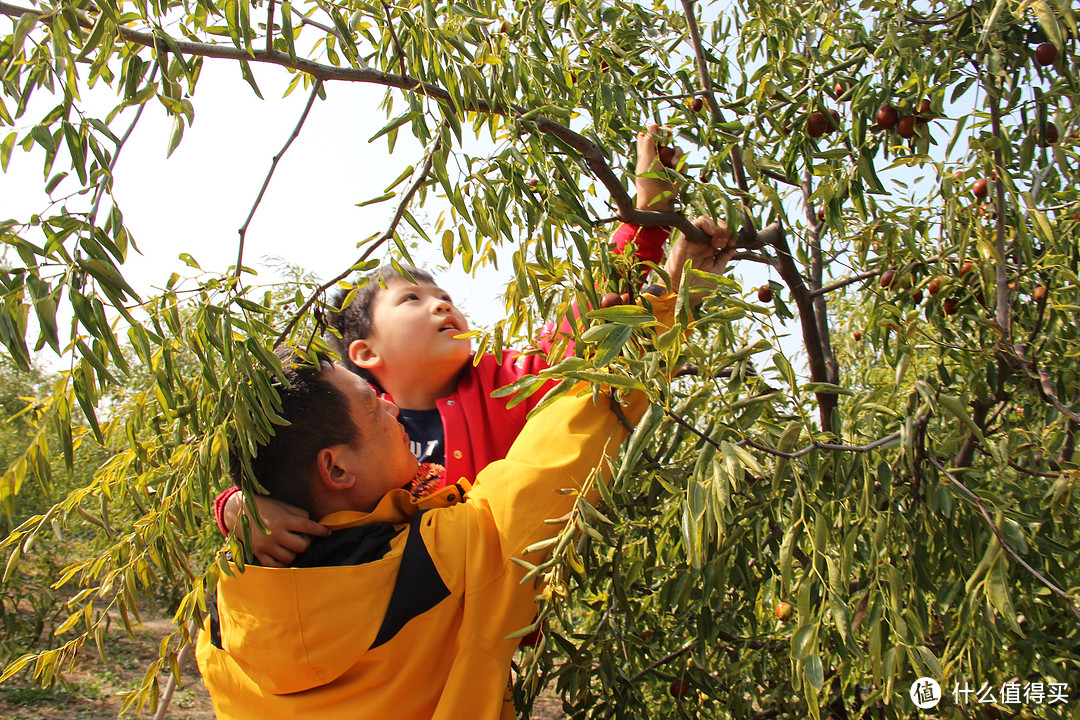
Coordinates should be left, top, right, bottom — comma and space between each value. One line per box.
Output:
196, 348, 648, 719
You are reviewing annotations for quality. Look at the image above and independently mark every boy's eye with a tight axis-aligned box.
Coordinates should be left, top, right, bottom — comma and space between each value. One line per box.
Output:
404, 294, 419, 301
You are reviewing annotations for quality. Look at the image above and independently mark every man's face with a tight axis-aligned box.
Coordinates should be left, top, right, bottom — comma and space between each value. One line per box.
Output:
323, 364, 419, 505
362, 279, 471, 379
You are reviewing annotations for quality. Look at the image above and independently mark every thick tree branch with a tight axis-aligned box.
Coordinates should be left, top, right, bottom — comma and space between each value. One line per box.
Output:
929, 457, 1080, 622
235, 80, 323, 278
770, 227, 835, 428
803, 171, 838, 385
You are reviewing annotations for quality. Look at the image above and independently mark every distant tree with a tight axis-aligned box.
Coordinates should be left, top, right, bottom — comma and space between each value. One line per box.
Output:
0, 0, 1078, 716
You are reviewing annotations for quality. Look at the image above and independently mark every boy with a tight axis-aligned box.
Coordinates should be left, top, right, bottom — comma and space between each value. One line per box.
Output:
216, 127, 719, 566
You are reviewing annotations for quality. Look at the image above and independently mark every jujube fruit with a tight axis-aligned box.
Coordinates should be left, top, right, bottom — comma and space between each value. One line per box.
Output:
658, 146, 677, 169
758, 285, 773, 303
691, 97, 703, 113
827, 109, 841, 133
880, 268, 897, 288
669, 680, 691, 698
806, 112, 829, 138
896, 116, 917, 139
1045, 122, 1059, 145
1035, 42, 1058, 66
774, 601, 795, 621
971, 178, 988, 199
1033, 286, 1048, 303
599, 292, 623, 308
876, 103, 898, 130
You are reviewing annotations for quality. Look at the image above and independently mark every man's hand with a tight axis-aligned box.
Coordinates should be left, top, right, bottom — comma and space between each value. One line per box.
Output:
225, 492, 331, 567
664, 215, 736, 299
635, 123, 681, 212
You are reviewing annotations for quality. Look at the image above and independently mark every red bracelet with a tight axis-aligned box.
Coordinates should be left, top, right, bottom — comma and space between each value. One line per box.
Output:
214, 485, 242, 536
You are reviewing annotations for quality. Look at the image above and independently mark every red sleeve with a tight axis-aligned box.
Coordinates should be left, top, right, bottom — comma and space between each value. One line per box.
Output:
611, 223, 671, 266
214, 485, 241, 536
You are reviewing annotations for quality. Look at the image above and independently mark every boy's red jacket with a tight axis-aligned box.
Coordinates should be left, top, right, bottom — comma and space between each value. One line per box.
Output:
409, 349, 551, 487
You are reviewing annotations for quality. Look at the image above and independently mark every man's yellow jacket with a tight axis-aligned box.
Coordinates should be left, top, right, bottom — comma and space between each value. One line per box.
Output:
197, 387, 647, 719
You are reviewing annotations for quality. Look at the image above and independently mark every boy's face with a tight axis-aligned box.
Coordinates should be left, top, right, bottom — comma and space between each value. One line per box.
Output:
324, 365, 419, 504
351, 278, 471, 383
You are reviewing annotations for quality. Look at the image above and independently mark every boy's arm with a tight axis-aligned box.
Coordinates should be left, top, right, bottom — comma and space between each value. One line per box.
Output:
611, 124, 680, 266
215, 488, 330, 567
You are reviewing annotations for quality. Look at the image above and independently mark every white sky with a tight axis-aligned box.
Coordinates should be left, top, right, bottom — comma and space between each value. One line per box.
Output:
0, 56, 517, 333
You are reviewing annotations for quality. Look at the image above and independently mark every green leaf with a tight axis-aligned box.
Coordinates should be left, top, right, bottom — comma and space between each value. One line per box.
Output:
790, 624, 816, 659
0, 133, 15, 172
1033, 0, 1063, 49
986, 560, 1025, 636
804, 655, 824, 691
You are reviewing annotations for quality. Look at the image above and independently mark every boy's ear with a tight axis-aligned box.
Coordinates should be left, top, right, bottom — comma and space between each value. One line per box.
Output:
315, 447, 358, 492
349, 338, 382, 370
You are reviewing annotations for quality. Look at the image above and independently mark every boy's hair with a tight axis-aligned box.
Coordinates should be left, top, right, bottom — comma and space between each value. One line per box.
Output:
325, 264, 435, 381
229, 346, 360, 513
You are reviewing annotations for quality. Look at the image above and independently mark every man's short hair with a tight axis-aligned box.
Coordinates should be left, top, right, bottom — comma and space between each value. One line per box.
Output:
230, 346, 360, 513
325, 264, 435, 381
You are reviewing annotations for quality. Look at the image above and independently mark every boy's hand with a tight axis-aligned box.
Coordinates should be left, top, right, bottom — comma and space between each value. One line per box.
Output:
227, 492, 331, 567
665, 215, 736, 299
635, 123, 680, 212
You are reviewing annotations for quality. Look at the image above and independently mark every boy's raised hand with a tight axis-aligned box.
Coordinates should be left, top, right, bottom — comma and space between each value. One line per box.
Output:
224, 491, 331, 567
664, 215, 736, 298
635, 123, 680, 212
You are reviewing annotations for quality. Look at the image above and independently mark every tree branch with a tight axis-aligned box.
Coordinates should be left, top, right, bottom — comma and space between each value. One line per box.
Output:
803, 171, 838, 385
680, 0, 766, 250
265, 0, 275, 53
235, 80, 323, 278
381, 1, 408, 78
988, 78, 1012, 342
87, 67, 158, 228
770, 226, 834, 428
741, 430, 901, 460
929, 457, 1080, 622
626, 639, 697, 684
810, 269, 882, 297
0, 0, 787, 255
274, 137, 440, 344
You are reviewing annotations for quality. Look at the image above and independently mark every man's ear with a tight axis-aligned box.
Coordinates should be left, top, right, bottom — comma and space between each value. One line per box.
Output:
349, 338, 382, 371
315, 447, 358, 492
